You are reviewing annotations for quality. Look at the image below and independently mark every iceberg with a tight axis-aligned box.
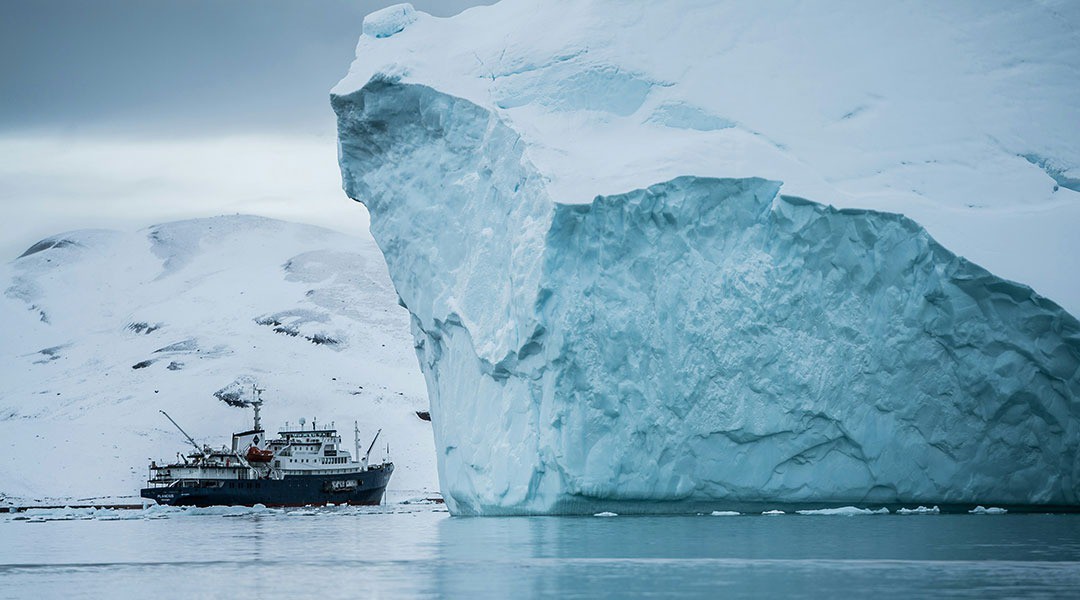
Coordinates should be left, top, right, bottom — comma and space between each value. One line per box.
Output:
332, 1, 1080, 515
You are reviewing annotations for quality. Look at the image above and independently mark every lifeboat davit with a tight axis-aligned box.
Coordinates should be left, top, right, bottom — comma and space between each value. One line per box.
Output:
246, 446, 274, 463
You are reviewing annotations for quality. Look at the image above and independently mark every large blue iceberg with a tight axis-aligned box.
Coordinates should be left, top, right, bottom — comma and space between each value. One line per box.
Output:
333, 80, 1080, 514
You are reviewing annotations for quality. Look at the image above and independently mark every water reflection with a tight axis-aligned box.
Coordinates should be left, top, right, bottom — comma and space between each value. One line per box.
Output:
1, 508, 1078, 599
431, 514, 1080, 598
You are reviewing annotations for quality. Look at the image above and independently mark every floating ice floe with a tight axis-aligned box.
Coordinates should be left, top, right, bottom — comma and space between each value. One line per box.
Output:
593, 511, 618, 517
796, 507, 890, 516
1, 502, 453, 523
969, 506, 1008, 515
7, 506, 152, 522
897, 506, 941, 515
710, 511, 741, 516
761, 510, 785, 516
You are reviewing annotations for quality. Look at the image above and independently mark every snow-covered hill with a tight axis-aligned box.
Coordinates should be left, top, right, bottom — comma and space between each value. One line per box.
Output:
0, 215, 434, 505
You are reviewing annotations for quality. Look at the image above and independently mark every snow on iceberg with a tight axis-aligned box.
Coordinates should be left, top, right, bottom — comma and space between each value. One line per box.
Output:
333, 2, 1080, 516
361, 3, 417, 39
333, 0, 1080, 313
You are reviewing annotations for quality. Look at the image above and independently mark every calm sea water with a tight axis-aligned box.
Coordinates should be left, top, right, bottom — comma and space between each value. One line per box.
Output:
1, 505, 1079, 599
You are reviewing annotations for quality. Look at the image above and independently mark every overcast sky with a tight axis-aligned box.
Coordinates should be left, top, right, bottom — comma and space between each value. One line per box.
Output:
0, 0, 494, 258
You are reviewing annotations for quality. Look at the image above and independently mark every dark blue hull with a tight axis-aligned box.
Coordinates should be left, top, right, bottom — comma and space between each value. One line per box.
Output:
141, 464, 393, 507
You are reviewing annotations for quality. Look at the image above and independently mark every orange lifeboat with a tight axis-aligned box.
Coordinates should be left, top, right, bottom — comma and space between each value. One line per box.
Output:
246, 446, 274, 463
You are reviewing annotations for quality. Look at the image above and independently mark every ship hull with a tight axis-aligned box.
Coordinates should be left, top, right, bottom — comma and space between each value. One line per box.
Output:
140, 464, 393, 508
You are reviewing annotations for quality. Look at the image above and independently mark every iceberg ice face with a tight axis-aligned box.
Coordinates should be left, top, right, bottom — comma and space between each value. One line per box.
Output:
334, 79, 1080, 514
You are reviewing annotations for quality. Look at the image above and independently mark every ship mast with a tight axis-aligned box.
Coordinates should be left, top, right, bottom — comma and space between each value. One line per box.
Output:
354, 421, 360, 464
252, 385, 264, 431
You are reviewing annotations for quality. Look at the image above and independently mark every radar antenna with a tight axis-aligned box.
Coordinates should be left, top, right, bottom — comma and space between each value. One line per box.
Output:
160, 410, 201, 454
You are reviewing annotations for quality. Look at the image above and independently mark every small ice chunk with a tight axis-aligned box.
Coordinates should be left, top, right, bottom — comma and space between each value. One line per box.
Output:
363, 4, 418, 39
762, 510, 785, 516
897, 506, 941, 515
796, 506, 890, 516
710, 510, 741, 516
969, 506, 1008, 515
593, 511, 618, 517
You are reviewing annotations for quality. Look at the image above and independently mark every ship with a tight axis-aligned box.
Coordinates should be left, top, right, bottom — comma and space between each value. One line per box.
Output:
141, 395, 393, 507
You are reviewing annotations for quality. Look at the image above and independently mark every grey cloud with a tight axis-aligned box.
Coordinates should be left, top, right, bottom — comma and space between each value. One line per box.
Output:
0, 0, 495, 137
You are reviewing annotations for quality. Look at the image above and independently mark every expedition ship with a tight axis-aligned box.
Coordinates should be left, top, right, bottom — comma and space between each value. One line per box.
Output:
141, 398, 393, 507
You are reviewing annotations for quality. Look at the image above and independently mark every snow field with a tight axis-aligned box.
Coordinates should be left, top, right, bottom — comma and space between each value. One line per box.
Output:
0, 216, 436, 503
